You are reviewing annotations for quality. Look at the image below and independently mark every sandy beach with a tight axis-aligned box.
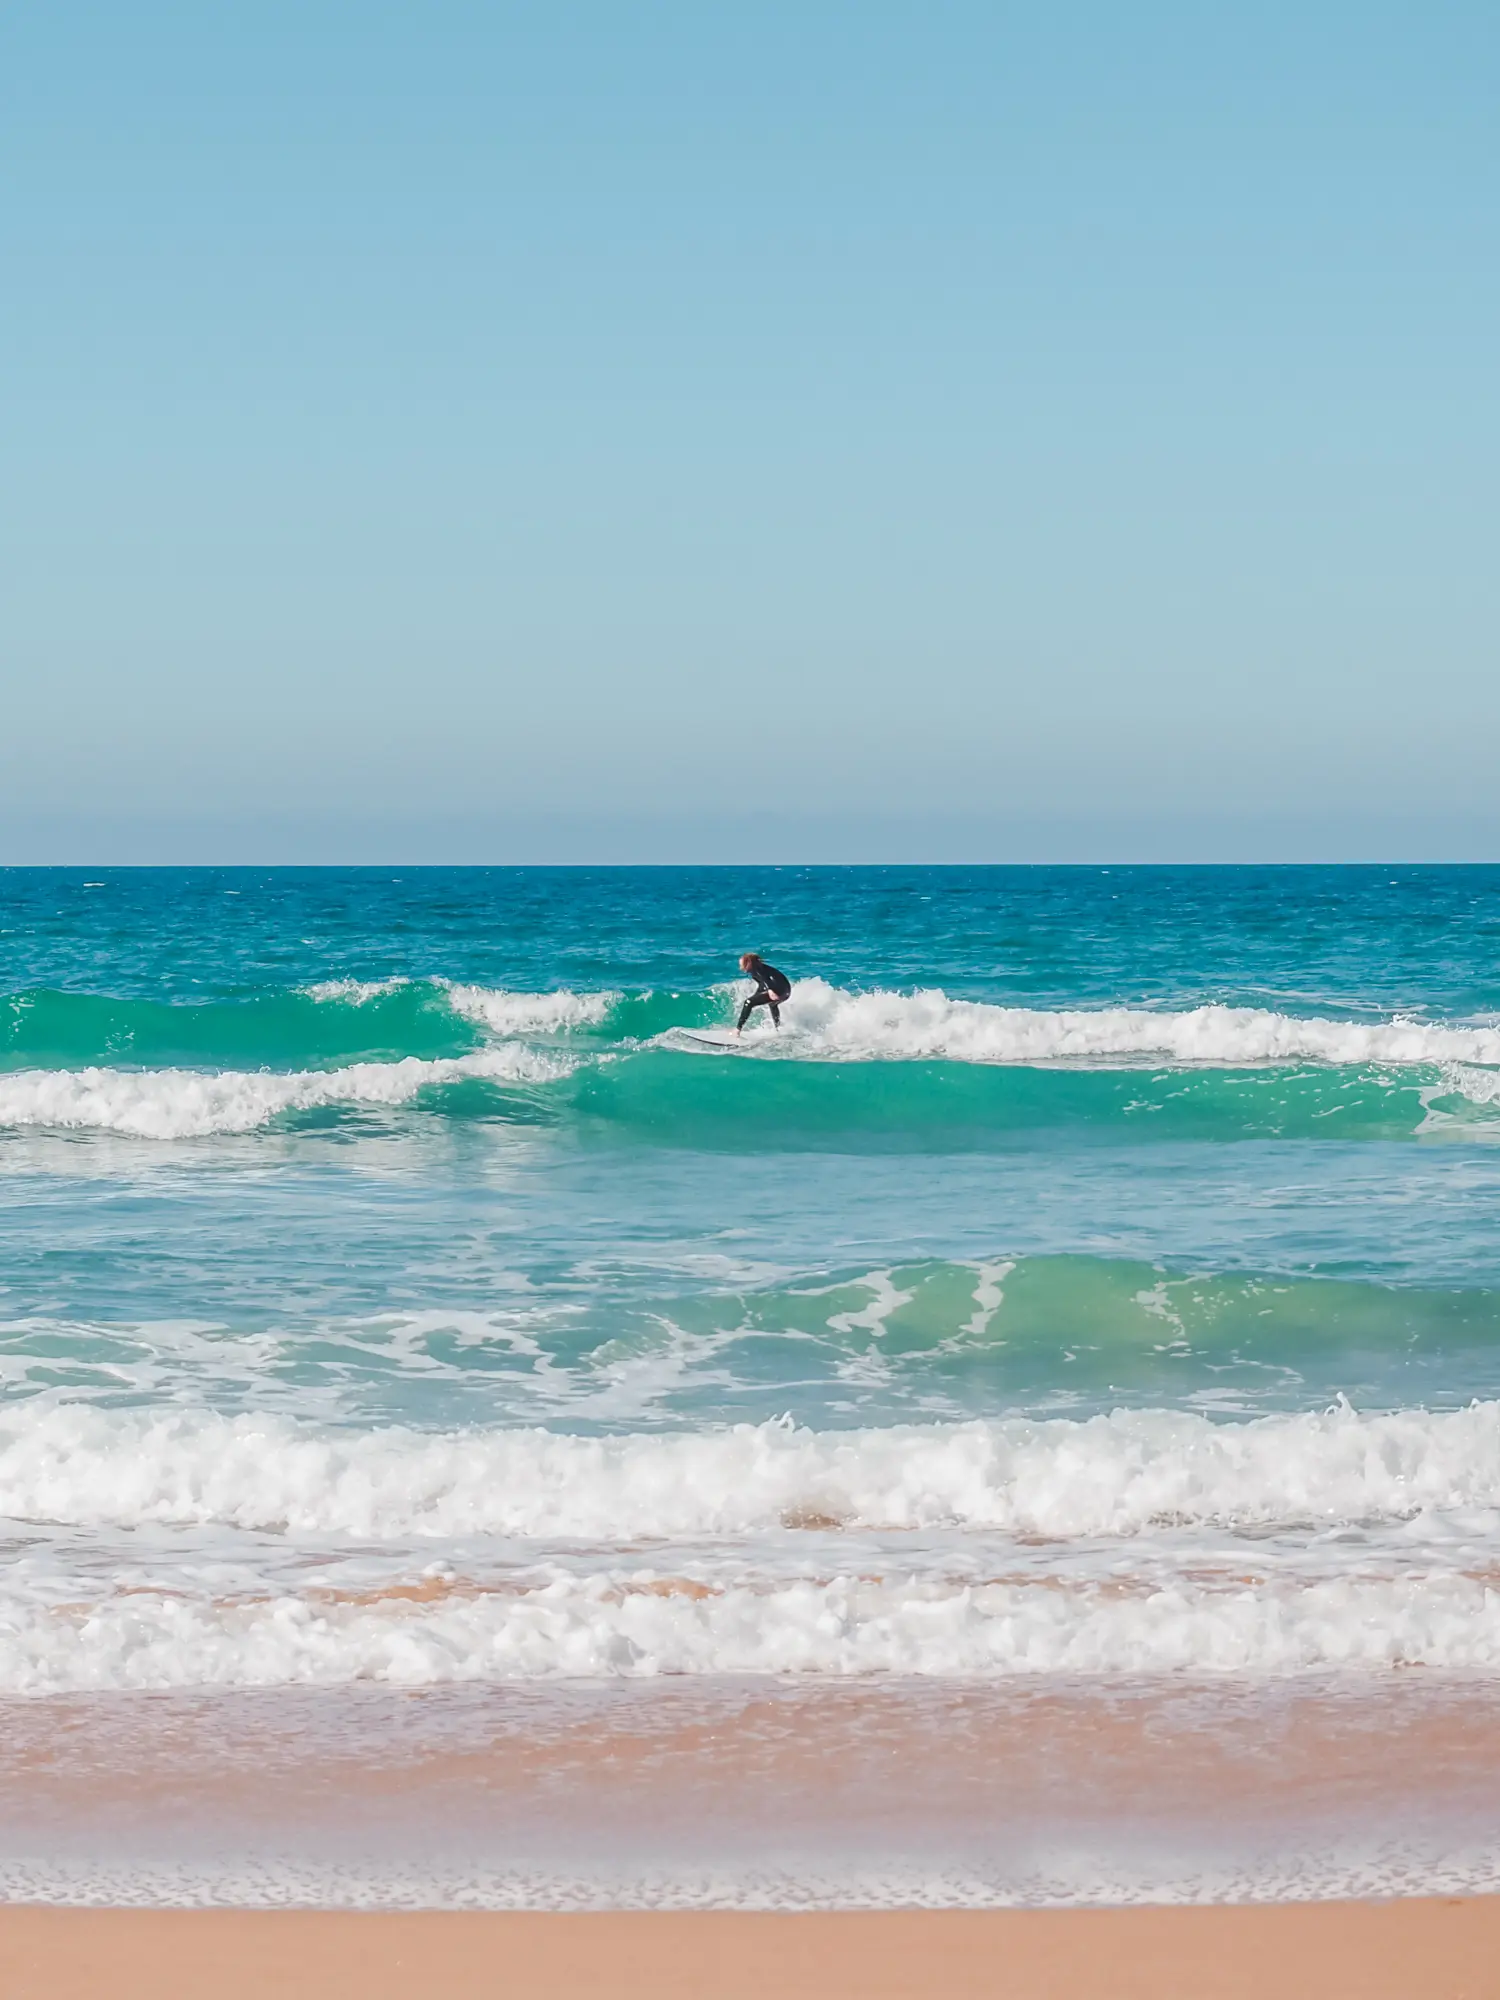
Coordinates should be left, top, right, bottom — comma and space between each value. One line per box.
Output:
1, 1900, 1496, 1999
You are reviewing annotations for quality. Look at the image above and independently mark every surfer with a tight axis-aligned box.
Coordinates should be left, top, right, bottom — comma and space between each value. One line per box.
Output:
737, 953, 792, 1032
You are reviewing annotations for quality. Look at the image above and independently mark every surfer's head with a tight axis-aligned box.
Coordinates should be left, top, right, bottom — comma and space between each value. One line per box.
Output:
740, 953, 760, 972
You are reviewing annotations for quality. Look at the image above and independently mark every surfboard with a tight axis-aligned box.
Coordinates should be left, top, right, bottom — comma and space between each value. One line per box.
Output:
678, 1030, 744, 1052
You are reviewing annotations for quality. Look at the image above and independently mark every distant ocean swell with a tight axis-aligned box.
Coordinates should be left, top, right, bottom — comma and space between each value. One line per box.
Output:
2, 980, 1499, 1140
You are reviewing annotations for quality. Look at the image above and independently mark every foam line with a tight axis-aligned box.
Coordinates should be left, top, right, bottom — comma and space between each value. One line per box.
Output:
8, 1564, 1500, 1690
0, 1046, 569, 1138
301, 978, 410, 1004
5, 1401, 1500, 1540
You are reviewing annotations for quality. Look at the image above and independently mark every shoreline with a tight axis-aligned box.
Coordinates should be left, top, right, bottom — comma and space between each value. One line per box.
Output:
6, 1677, 1500, 1911
1, 1899, 1495, 1998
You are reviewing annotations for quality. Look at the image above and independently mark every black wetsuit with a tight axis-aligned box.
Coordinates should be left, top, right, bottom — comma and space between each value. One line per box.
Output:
737, 959, 792, 1031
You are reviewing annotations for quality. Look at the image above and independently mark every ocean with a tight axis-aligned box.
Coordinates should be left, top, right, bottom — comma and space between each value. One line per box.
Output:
5, 863, 1500, 1906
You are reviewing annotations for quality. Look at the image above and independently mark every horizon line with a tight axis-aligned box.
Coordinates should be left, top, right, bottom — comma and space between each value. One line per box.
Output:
5, 857, 1500, 872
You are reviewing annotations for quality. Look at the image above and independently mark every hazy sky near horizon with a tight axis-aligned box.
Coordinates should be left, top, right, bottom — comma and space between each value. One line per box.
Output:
2, 3, 1496, 863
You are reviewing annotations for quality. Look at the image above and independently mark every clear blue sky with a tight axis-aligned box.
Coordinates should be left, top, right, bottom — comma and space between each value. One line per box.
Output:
2, 2, 1495, 862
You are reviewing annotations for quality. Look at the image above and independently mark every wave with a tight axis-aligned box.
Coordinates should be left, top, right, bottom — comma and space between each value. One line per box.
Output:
0, 1053, 1493, 1143
8, 1401, 1500, 1541
301, 978, 411, 1005
0, 1046, 571, 1139
5, 979, 1500, 1142
6, 1260, 1495, 1429
10, 977, 1500, 1074
573, 1052, 1500, 1147
1444, 1063, 1500, 1106
700, 982, 1500, 1068
8, 1401, 1500, 1687
0, 981, 483, 1074
12, 1564, 1500, 1690
441, 983, 617, 1036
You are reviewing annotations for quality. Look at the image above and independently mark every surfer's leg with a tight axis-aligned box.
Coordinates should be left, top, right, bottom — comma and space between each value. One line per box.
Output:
768, 1000, 780, 1027
738, 991, 773, 1031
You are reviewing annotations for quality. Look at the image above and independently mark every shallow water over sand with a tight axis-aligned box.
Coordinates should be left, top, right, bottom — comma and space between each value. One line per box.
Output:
5, 1678, 1500, 1907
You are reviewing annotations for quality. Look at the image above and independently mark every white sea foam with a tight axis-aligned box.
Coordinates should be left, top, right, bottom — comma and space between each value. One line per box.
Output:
7, 1562, 1500, 1691
6, 1402, 1500, 1688
7, 1849, 1500, 1911
302, 978, 410, 1005
302, 978, 614, 1031
703, 981, 1500, 1068
443, 984, 617, 1036
5, 1402, 1500, 1542
1440, 1064, 1500, 1106
0, 1046, 570, 1139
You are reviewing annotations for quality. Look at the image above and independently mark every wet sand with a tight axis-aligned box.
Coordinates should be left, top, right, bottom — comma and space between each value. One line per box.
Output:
6, 1680, 1500, 1908
1, 1900, 1497, 1999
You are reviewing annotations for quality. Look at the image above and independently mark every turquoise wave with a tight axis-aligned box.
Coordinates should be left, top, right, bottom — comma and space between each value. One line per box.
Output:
414, 1251, 1500, 1419
0, 982, 482, 1070
598, 1252, 1500, 1363
5, 981, 1499, 1145
11, 1254, 1500, 1422
0, 982, 734, 1072
548, 1050, 1452, 1146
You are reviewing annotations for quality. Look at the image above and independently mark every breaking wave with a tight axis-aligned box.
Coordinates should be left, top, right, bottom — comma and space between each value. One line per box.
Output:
0, 1046, 571, 1139
11, 1566, 1500, 1690
3, 979, 1499, 1140
7, 1401, 1500, 1687
703, 982, 1500, 1067
8, 1400, 1500, 1541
